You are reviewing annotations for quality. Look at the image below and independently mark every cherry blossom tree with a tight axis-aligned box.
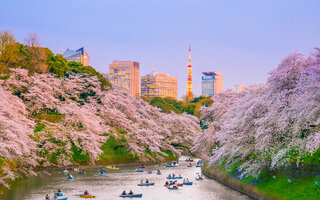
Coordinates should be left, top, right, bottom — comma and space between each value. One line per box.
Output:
194, 48, 320, 177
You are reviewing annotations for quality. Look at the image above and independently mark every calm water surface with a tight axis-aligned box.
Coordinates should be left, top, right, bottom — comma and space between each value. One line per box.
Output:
4, 157, 250, 200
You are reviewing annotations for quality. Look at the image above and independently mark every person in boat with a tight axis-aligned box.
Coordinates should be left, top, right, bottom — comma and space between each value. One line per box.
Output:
54, 193, 57, 199
165, 181, 169, 185
140, 180, 143, 184
183, 179, 186, 183
122, 190, 126, 195
172, 173, 175, 177
157, 169, 160, 173
128, 190, 133, 195
45, 194, 50, 200
189, 163, 192, 166
57, 189, 62, 193
168, 174, 171, 177
146, 179, 149, 184
187, 178, 190, 182
68, 174, 73, 178
84, 190, 90, 195
179, 174, 181, 177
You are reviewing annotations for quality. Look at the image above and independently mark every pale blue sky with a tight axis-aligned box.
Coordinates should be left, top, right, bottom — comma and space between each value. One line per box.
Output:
1, 0, 319, 98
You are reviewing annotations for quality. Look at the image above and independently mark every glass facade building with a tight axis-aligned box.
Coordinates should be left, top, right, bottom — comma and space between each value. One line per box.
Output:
141, 72, 178, 99
201, 72, 224, 96
63, 47, 90, 66
109, 61, 140, 96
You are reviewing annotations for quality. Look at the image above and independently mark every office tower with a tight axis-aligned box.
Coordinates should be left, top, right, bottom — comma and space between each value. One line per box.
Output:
109, 61, 140, 96
63, 47, 90, 66
141, 72, 178, 99
233, 84, 246, 93
201, 71, 224, 96
186, 44, 193, 100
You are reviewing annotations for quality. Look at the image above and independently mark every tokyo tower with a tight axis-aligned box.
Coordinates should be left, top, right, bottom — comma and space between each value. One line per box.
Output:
186, 43, 193, 100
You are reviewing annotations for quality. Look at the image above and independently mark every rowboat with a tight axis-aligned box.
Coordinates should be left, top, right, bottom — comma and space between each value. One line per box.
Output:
63, 170, 69, 174
167, 185, 178, 190
138, 183, 155, 186
67, 176, 74, 180
55, 192, 64, 196
119, 194, 143, 198
195, 164, 202, 167
156, 172, 161, 175
187, 165, 193, 167
183, 182, 193, 185
196, 177, 204, 180
177, 183, 183, 187
78, 171, 86, 174
74, 168, 80, 172
166, 177, 182, 180
80, 194, 96, 198
106, 167, 119, 170
97, 173, 105, 176
147, 171, 152, 174
165, 165, 177, 167
98, 169, 107, 173
135, 170, 144, 172
185, 159, 194, 162
53, 198, 68, 200
139, 166, 145, 169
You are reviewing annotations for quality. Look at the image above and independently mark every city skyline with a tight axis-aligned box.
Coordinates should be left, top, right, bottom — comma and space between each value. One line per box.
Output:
1, 0, 319, 98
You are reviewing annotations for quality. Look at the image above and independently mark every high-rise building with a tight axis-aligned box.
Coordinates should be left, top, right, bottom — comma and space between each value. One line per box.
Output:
108, 61, 140, 96
201, 71, 224, 96
233, 84, 246, 93
141, 72, 178, 99
186, 44, 193, 100
63, 47, 90, 66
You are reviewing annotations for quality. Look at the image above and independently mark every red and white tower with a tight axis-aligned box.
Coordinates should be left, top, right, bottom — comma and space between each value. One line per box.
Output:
186, 43, 193, 100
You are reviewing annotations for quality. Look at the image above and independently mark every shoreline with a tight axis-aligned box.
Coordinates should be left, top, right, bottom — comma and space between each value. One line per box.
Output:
202, 166, 279, 200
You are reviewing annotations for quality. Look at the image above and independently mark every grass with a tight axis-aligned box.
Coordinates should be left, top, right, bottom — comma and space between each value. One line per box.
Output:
98, 135, 138, 164
33, 124, 45, 133
298, 148, 320, 164
0, 74, 10, 80
216, 155, 320, 200
257, 175, 320, 200
157, 150, 178, 161
71, 143, 90, 165
34, 112, 64, 123
0, 157, 5, 174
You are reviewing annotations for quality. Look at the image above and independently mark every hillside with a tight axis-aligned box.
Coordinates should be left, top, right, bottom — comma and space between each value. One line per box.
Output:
0, 69, 200, 188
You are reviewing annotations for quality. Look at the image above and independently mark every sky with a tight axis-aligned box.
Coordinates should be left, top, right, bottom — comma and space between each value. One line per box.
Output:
1, 0, 320, 99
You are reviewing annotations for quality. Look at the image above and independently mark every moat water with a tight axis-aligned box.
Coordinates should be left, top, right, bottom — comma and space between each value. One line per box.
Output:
2, 157, 250, 200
